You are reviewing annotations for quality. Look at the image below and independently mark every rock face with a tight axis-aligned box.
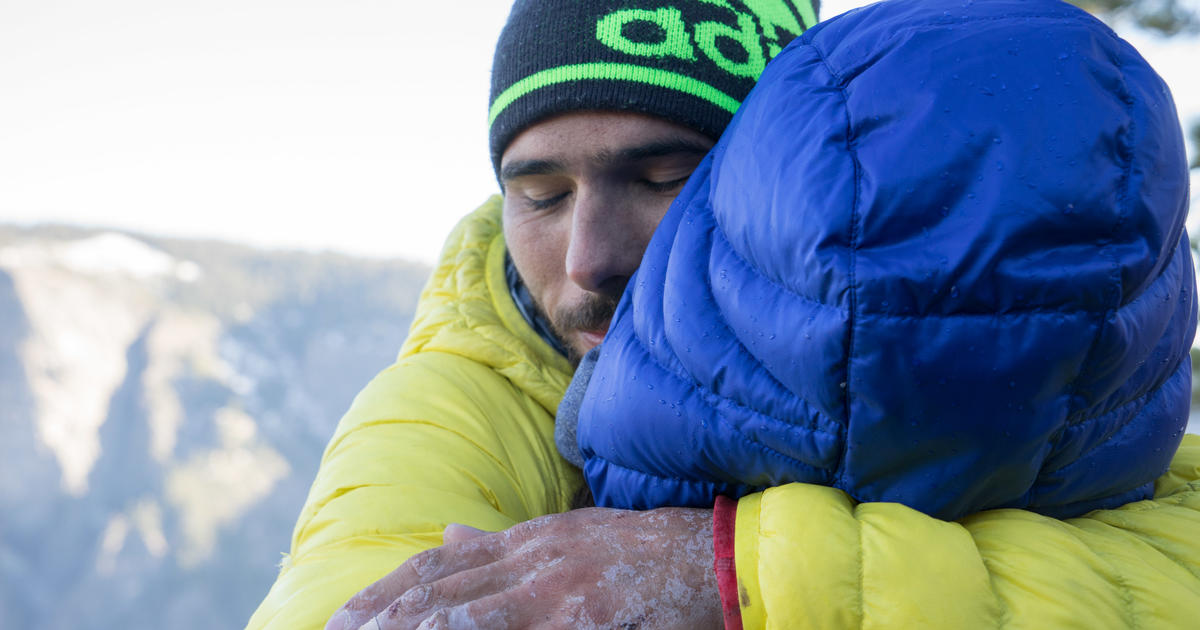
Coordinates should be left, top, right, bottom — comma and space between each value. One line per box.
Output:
0, 224, 429, 630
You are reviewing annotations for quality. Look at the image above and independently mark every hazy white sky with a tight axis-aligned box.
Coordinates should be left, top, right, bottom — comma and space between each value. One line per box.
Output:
1, 0, 1197, 264
0, 0, 511, 263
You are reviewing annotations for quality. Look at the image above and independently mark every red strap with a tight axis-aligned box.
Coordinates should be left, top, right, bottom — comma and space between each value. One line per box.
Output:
713, 495, 743, 630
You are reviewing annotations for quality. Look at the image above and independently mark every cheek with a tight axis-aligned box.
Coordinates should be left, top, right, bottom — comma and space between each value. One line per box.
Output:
631, 197, 674, 252
503, 206, 568, 301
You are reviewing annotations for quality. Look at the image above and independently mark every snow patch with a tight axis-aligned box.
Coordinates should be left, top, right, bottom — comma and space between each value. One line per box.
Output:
0, 232, 202, 282
94, 499, 169, 576
143, 311, 222, 462
58, 233, 175, 278
4, 265, 154, 495
165, 407, 289, 567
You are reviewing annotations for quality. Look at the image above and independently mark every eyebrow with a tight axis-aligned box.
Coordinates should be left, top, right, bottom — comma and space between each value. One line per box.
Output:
605, 139, 712, 164
499, 138, 712, 183
500, 158, 564, 182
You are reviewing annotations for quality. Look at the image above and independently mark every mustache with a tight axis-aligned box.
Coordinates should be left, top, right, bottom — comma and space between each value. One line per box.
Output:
551, 291, 620, 335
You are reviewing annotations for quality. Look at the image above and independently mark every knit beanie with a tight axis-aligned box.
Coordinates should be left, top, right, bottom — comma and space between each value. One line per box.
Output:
489, 0, 820, 172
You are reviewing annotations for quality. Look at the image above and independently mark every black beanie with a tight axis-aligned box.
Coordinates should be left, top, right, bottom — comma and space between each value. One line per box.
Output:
489, 0, 819, 173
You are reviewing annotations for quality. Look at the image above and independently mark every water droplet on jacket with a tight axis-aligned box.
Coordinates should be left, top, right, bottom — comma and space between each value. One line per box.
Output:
1063, 203, 1074, 215
950, 286, 960, 297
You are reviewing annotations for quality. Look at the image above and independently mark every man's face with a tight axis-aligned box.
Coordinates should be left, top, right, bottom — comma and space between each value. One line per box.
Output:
500, 111, 713, 364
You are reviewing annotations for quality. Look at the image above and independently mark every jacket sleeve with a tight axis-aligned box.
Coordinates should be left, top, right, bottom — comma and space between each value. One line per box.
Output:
245, 351, 581, 630
734, 435, 1200, 629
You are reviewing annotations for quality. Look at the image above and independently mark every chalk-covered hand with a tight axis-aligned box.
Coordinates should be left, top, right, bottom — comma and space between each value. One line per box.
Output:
325, 507, 721, 630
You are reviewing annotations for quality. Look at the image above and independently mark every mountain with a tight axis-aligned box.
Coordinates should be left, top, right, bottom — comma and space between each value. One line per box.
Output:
0, 224, 429, 629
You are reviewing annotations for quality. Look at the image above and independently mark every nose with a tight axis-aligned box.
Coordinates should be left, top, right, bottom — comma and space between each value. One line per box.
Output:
564, 188, 642, 297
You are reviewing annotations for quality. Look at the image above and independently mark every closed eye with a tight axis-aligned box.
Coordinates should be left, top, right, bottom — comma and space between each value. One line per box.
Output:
526, 191, 569, 210
643, 176, 690, 193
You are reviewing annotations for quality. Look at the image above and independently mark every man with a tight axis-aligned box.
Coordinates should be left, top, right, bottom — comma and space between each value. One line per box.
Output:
248, 2, 809, 627
247, 1, 1200, 629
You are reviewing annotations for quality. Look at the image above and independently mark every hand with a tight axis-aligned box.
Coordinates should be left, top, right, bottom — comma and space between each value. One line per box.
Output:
325, 507, 721, 630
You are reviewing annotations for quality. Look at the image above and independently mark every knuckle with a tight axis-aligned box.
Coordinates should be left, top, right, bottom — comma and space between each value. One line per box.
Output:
415, 608, 449, 630
406, 547, 442, 579
513, 513, 565, 541
380, 584, 437, 621
381, 599, 404, 621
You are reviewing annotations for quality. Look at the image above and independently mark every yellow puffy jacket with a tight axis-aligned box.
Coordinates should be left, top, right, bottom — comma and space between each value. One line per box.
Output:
246, 198, 584, 629
248, 198, 1200, 629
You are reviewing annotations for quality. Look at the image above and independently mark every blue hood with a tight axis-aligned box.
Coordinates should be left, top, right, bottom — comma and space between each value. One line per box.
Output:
576, 0, 1195, 520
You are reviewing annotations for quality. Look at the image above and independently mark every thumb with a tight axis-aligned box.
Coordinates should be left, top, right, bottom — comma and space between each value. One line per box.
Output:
442, 522, 489, 544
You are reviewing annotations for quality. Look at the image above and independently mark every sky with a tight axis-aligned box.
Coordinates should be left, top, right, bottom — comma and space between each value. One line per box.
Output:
1, 0, 1198, 264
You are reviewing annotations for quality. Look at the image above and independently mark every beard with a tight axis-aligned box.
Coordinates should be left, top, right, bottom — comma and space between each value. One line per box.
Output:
541, 290, 621, 366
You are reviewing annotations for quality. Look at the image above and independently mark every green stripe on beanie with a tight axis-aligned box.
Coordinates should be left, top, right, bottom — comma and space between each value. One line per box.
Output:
489, 0, 819, 174
489, 63, 743, 127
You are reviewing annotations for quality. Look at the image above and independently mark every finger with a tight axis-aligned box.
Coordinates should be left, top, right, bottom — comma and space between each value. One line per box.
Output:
328, 592, 390, 630
371, 558, 525, 629
442, 522, 489, 544
409, 586, 538, 630
331, 535, 510, 629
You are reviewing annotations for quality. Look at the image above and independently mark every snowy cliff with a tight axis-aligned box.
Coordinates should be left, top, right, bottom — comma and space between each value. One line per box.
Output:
0, 225, 428, 629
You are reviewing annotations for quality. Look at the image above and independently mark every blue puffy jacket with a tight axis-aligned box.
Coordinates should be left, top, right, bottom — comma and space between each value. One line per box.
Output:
576, 0, 1196, 521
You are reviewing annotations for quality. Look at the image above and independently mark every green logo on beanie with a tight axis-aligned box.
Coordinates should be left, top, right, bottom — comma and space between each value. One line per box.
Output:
594, 1, 815, 77
694, 11, 766, 77
597, 8, 698, 61
741, 0, 814, 55
488, 0, 818, 166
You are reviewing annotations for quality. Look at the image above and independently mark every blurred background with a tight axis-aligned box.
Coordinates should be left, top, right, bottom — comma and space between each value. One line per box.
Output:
1, 1, 1198, 628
